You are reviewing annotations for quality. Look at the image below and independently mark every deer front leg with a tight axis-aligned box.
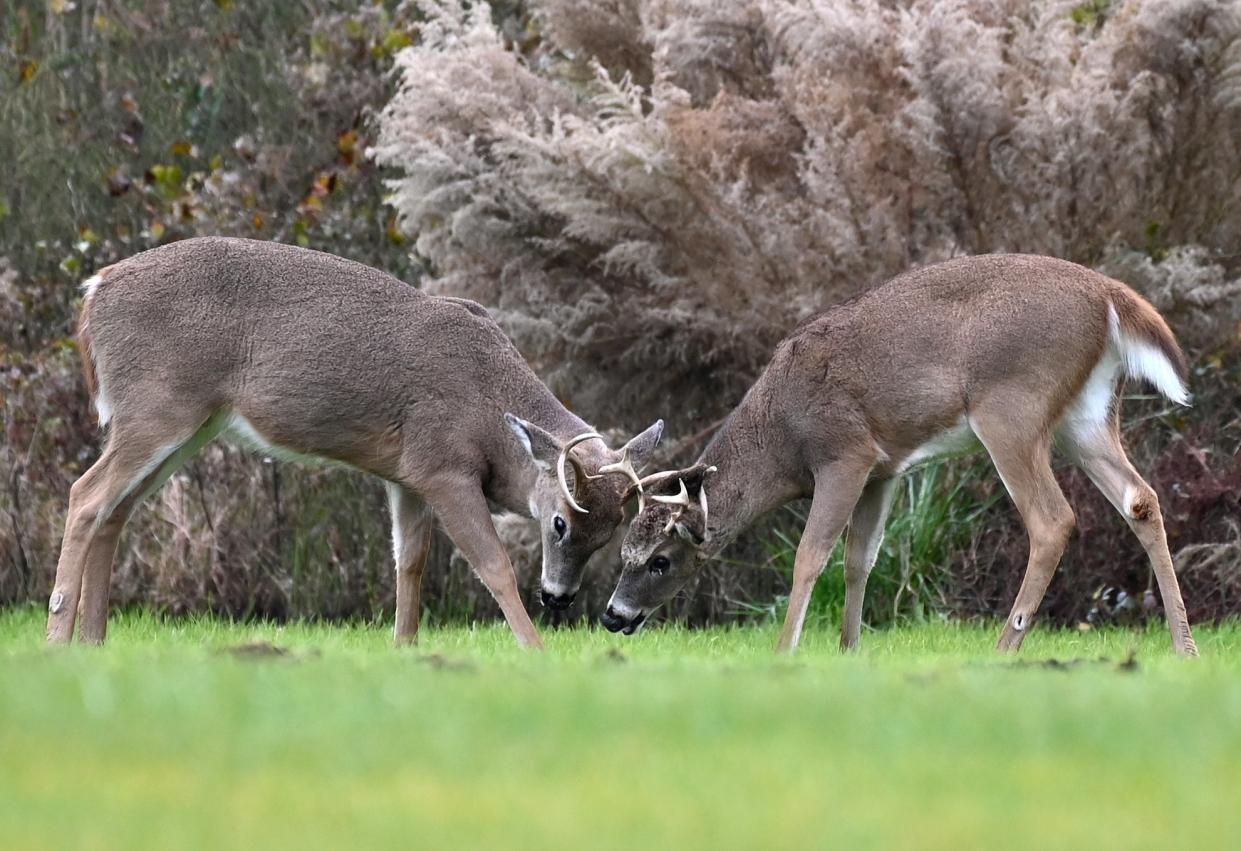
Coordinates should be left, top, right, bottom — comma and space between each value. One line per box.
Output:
777, 460, 873, 654
387, 483, 435, 646
425, 476, 544, 650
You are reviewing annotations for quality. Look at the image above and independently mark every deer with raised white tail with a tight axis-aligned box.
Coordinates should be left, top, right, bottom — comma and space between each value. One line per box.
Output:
600, 254, 1198, 656
51, 237, 663, 648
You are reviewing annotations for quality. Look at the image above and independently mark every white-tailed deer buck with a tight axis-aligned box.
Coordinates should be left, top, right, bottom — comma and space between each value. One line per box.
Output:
602, 254, 1198, 656
51, 237, 663, 648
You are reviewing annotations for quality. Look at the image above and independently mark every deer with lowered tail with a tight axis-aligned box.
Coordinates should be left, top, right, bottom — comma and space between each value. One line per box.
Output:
52, 237, 663, 648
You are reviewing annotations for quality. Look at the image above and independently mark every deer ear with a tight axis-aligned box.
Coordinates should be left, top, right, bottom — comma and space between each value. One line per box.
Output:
673, 510, 707, 546
677, 463, 715, 497
620, 420, 664, 471
504, 414, 560, 471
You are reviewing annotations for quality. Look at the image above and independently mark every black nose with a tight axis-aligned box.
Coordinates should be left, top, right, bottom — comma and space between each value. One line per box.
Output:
600, 605, 628, 633
540, 589, 576, 610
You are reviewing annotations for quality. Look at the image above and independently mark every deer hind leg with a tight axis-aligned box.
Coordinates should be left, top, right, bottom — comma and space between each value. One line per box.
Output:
1060, 422, 1198, 656
75, 413, 225, 643
49, 410, 222, 644
971, 407, 1075, 653
840, 477, 898, 652
777, 458, 874, 654
423, 475, 543, 649
387, 483, 434, 646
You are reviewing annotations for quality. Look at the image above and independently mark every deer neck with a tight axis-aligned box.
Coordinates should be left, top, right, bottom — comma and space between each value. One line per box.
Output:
696, 408, 805, 557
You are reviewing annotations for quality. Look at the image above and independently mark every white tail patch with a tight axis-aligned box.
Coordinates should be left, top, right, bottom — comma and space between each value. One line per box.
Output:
80, 273, 104, 300
93, 370, 114, 426
80, 274, 113, 426
1107, 305, 1189, 406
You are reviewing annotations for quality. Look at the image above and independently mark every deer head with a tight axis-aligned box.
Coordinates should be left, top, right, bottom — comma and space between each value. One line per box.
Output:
505, 415, 664, 609
601, 463, 716, 633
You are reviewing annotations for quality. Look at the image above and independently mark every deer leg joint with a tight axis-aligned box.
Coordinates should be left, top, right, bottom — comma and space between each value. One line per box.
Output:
49, 592, 64, 615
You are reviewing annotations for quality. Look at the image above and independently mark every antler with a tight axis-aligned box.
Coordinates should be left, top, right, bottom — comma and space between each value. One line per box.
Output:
588, 447, 647, 513
635, 468, 684, 491
652, 479, 693, 533
698, 466, 717, 527
650, 466, 718, 534
557, 432, 605, 514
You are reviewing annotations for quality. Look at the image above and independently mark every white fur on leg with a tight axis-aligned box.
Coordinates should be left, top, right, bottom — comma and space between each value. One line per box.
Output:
1061, 348, 1121, 442
94, 440, 185, 532
896, 416, 979, 474
386, 482, 405, 568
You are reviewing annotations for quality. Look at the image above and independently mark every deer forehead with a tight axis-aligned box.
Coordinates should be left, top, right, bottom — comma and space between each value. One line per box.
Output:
622, 507, 678, 552
620, 537, 658, 564
566, 471, 628, 512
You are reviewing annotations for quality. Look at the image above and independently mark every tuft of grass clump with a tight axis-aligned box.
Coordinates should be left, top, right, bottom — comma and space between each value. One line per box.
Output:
758, 458, 999, 629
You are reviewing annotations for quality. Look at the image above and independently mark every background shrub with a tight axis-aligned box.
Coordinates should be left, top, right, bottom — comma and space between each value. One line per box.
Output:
2, 0, 1239, 630
373, 0, 1241, 628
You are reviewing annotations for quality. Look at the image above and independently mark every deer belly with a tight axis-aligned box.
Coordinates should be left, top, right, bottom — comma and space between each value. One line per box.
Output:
220, 411, 328, 465
894, 418, 981, 473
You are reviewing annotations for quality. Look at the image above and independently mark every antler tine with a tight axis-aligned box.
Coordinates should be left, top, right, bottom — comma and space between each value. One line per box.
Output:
590, 452, 636, 481
557, 431, 605, 514
583, 446, 620, 481
593, 449, 648, 513
699, 466, 718, 528
654, 469, 718, 536
636, 468, 683, 490
650, 479, 691, 507
651, 480, 691, 533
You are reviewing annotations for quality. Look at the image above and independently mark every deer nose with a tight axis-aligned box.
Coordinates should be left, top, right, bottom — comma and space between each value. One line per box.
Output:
540, 589, 576, 610
600, 604, 628, 633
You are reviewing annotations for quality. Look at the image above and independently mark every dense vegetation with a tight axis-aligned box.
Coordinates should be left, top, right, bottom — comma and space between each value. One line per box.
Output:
2, 1, 1240, 630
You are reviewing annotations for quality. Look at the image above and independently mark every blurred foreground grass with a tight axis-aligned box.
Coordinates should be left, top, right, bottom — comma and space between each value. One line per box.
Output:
1, 607, 1238, 850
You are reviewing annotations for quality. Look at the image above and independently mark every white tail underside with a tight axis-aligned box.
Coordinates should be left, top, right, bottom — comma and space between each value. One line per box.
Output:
1107, 304, 1189, 406
80, 274, 114, 426
80, 273, 104, 300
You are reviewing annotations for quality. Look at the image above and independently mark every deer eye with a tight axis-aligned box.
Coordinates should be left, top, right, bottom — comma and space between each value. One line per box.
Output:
553, 515, 567, 539
648, 555, 670, 576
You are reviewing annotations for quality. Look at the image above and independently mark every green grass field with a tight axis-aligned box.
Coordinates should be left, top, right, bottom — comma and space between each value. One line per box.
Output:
2, 607, 1238, 850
